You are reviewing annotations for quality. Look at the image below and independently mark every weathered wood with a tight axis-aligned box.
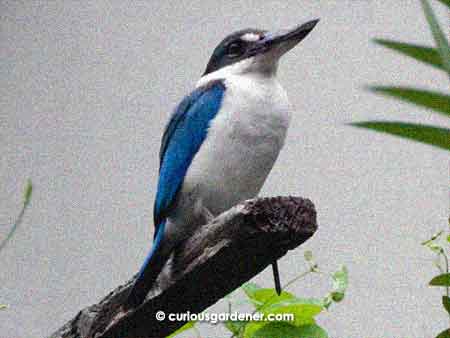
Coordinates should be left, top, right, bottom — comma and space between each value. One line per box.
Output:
48, 196, 317, 338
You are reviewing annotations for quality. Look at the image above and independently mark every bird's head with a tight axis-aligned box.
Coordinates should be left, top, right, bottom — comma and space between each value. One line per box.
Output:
202, 19, 319, 78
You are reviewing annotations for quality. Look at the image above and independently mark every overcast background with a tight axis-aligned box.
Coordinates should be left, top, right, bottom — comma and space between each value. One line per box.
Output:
1, 1, 450, 337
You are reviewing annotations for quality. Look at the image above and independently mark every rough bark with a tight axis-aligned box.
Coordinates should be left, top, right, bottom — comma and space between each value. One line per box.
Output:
48, 196, 317, 338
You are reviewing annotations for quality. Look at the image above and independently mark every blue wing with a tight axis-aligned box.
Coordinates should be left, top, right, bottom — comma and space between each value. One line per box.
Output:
124, 79, 226, 308
153, 79, 226, 229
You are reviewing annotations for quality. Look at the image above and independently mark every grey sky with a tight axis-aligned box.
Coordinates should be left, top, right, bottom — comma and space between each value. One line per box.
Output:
1, 1, 449, 337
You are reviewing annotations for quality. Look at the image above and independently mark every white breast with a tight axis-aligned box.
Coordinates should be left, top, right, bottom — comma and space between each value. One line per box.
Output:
178, 73, 292, 220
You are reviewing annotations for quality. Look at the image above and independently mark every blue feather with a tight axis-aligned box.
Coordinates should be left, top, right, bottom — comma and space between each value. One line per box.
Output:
125, 79, 226, 308
153, 79, 225, 227
126, 221, 166, 308
137, 221, 165, 278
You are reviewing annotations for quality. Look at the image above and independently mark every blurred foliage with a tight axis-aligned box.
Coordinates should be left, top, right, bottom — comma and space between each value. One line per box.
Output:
0, 179, 33, 253
423, 220, 450, 338
0, 180, 33, 310
353, 0, 450, 337
351, 0, 450, 151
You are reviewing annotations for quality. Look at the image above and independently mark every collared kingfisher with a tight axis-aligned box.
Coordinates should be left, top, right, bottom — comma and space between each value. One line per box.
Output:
125, 19, 319, 308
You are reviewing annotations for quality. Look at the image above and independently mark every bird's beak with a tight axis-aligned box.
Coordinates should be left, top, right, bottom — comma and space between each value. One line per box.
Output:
249, 19, 319, 58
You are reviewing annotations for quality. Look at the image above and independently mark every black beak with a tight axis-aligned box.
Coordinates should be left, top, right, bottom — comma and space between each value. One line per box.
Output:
249, 19, 319, 57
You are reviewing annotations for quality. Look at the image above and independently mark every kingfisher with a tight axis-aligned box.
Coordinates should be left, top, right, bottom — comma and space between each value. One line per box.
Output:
125, 19, 319, 308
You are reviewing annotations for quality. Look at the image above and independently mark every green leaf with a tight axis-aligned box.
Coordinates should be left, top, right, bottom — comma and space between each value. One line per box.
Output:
0, 180, 34, 253
245, 322, 328, 338
436, 328, 450, 338
0, 304, 7, 310
166, 321, 196, 338
242, 285, 296, 309
447, 235, 450, 243
436, 0, 450, 9
351, 121, 450, 151
224, 320, 248, 337
422, 231, 444, 252
421, 0, 450, 77
242, 283, 263, 301
431, 231, 444, 241
244, 297, 326, 338
23, 179, 33, 206
245, 322, 299, 338
443, 296, 450, 315
422, 232, 445, 253
430, 273, 450, 286
373, 39, 443, 70
426, 241, 445, 254
331, 292, 345, 302
296, 324, 328, 338
331, 265, 348, 303
262, 298, 323, 327
369, 86, 450, 118
304, 250, 313, 262
322, 294, 333, 309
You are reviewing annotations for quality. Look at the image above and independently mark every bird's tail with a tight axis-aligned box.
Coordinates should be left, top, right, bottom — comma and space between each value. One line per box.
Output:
272, 260, 282, 295
124, 222, 167, 309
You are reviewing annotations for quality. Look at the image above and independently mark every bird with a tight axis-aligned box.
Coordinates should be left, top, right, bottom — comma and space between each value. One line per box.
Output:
125, 19, 319, 309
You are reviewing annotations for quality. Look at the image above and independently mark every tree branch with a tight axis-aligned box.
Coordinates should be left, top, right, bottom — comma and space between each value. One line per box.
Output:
48, 196, 317, 338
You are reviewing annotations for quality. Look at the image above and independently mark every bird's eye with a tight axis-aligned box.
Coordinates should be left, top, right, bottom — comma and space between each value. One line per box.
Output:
227, 42, 243, 57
